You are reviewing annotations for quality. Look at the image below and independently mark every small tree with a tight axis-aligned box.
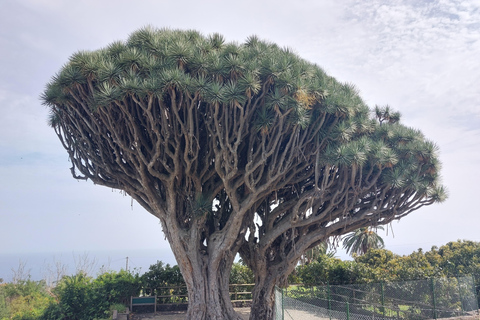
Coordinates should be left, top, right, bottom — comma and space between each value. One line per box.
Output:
343, 226, 385, 256
43, 27, 446, 320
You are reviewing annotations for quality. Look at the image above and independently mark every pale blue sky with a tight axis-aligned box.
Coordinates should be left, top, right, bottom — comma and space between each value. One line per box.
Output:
1, 0, 479, 279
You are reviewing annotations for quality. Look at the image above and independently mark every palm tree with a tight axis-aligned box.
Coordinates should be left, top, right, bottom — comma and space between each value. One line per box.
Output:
342, 226, 385, 256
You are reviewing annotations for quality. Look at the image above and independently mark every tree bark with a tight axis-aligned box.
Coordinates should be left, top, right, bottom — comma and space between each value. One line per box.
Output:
185, 268, 237, 319
180, 251, 244, 320
166, 237, 243, 320
249, 273, 278, 320
242, 242, 297, 320
159, 204, 245, 320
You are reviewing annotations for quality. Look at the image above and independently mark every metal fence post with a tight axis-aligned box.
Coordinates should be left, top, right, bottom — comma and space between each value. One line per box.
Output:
327, 282, 332, 320
346, 301, 350, 320
282, 287, 285, 320
472, 274, 479, 312
457, 276, 464, 314
381, 281, 386, 318
431, 277, 438, 319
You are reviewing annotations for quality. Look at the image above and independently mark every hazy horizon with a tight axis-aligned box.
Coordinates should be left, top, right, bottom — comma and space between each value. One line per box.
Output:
1, 237, 473, 283
0, 248, 178, 283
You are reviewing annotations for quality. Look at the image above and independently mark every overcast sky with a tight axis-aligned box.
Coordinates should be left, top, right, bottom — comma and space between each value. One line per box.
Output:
1, 0, 479, 279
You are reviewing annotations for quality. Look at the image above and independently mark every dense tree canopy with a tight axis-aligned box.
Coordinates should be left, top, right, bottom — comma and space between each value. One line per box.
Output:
42, 27, 446, 320
297, 240, 480, 286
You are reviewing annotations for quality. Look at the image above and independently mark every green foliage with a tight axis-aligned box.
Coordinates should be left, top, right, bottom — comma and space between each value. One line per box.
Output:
297, 248, 439, 286
141, 260, 185, 288
0, 286, 7, 319
297, 241, 480, 288
0, 280, 53, 320
109, 302, 127, 313
38, 302, 63, 320
426, 240, 480, 276
375, 105, 401, 125
43, 26, 334, 131
425, 240, 480, 303
94, 269, 142, 306
296, 257, 330, 285
354, 248, 396, 267
1, 267, 140, 320
294, 243, 480, 320
297, 255, 368, 285
52, 273, 98, 320
140, 261, 187, 304
229, 262, 254, 285
3, 279, 48, 299
229, 263, 255, 301
38, 270, 140, 320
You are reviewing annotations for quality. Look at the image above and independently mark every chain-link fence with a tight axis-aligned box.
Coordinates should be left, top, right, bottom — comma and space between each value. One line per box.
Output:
275, 276, 479, 320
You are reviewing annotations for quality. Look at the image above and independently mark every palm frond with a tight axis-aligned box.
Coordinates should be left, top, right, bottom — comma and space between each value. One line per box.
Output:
56, 64, 87, 88
98, 60, 124, 84
94, 82, 121, 106
223, 81, 246, 106
105, 40, 127, 60
167, 40, 193, 69
238, 71, 261, 98
208, 33, 225, 49
428, 184, 448, 203
343, 227, 384, 256
118, 47, 143, 72
70, 51, 104, 80
254, 107, 275, 134
382, 167, 406, 188
203, 81, 225, 105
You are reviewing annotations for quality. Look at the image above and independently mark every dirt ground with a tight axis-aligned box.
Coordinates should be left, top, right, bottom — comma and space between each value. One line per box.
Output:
127, 309, 480, 320
127, 308, 337, 320
128, 307, 250, 320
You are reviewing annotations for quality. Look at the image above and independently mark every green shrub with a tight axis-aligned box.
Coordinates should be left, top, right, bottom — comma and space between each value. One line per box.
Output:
53, 273, 99, 320
297, 255, 363, 285
93, 269, 142, 306
38, 302, 64, 320
141, 261, 185, 288
109, 302, 127, 313
40, 270, 141, 320
0, 280, 53, 320
229, 262, 254, 285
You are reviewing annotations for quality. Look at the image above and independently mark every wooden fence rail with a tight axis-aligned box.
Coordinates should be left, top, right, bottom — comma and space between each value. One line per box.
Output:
140, 284, 256, 305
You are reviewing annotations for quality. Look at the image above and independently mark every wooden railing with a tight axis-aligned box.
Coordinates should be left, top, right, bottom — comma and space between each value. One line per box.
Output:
141, 284, 255, 305
229, 283, 255, 302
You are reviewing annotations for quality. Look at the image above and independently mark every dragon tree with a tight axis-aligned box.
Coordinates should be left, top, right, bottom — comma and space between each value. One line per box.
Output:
42, 27, 446, 320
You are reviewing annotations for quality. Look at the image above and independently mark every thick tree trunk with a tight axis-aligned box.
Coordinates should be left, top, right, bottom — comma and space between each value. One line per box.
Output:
164, 240, 243, 320
244, 248, 296, 320
185, 272, 234, 319
166, 243, 242, 320
161, 211, 244, 320
249, 272, 278, 320
182, 254, 244, 320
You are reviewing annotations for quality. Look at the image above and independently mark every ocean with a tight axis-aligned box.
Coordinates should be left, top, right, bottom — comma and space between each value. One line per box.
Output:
0, 248, 177, 283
